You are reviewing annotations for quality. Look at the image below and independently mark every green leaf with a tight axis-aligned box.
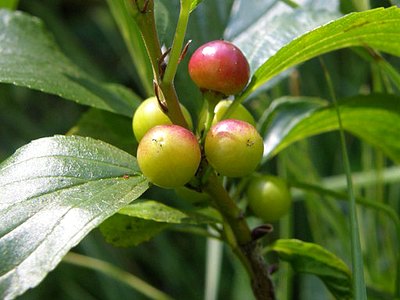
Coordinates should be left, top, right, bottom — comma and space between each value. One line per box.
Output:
68, 108, 137, 154
229, 4, 340, 90
100, 214, 168, 247
242, 6, 400, 99
262, 94, 400, 163
269, 239, 352, 299
0, 0, 18, 9
0, 135, 149, 300
119, 199, 218, 224
0, 9, 140, 117
107, 0, 153, 96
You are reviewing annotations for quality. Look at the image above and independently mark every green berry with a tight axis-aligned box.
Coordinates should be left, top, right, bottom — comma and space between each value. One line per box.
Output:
247, 175, 292, 222
137, 125, 201, 188
132, 96, 193, 142
204, 119, 264, 177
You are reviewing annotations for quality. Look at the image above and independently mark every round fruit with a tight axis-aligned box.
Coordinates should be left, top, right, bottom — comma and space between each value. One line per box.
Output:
198, 100, 255, 132
204, 119, 264, 177
247, 175, 292, 222
132, 96, 193, 142
188, 40, 250, 95
137, 125, 201, 188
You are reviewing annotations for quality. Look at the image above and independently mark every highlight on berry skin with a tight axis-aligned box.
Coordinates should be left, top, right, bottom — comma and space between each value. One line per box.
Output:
188, 40, 250, 96
136, 124, 201, 188
204, 119, 264, 177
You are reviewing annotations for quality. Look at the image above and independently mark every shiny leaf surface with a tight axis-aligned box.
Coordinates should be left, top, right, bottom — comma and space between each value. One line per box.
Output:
0, 9, 140, 117
0, 136, 149, 300
269, 239, 352, 299
241, 6, 400, 99
261, 94, 400, 163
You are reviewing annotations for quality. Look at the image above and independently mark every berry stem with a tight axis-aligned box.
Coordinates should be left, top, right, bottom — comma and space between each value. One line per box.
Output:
203, 173, 276, 300
127, 0, 189, 128
201, 91, 223, 141
161, 0, 191, 85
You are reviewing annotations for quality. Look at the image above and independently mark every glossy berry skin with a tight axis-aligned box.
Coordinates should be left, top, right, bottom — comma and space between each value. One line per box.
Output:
247, 176, 292, 222
137, 125, 201, 188
204, 119, 263, 177
132, 96, 193, 142
188, 40, 250, 95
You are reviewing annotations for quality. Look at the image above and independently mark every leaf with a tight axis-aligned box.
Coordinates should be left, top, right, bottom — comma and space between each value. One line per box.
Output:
241, 6, 400, 99
119, 199, 218, 224
225, 0, 339, 40
0, 0, 18, 9
107, 0, 153, 96
262, 94, 400, 163
100, 214, 168, 247
0, 9, 140, 117
269, 239, 352, 299
0, 135, 149, 300
229, 3, 340, 90
68, 108, 137, 154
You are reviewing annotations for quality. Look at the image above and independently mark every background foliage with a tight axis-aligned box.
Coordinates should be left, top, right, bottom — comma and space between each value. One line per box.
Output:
1, 0, 399, 299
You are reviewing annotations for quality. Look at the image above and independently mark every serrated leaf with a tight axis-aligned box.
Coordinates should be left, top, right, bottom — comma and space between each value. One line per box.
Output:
269, 239, 352, 299
119, 199, 218, 224
261, 94, 400, 163
0, 9, 140, 117
68, 108, 137, 154
0, 135, 149, 300
241, 6, 400, 99
100, 214, 168, 247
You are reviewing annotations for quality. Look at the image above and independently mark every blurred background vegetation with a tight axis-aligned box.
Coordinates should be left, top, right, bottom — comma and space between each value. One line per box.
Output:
1, 0, 399, 299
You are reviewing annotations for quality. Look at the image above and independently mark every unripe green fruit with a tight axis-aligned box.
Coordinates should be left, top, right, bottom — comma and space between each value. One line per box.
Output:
132, 96, 193, 142
247, 175, 292, 222
198, 100, 256, 133
137, 125, 201, 188
188, 40, 250, 95
204, 119, 264, 177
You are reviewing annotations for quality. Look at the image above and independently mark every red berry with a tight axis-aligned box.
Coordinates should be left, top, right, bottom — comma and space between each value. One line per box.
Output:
188, 40, 250, 95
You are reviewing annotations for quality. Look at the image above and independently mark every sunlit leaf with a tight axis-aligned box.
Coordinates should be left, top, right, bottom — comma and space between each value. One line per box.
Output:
241, 6, 400, 99
0, 135, 149, 300
119, 199, 218, 224
269, 239, 352, 299
0, 9, 140, 116
261, 94, 400, 163
229, 2, 340, 91
68, 108, 137, 154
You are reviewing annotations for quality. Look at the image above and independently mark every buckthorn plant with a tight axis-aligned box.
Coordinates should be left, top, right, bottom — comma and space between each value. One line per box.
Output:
1, 2, 400, 300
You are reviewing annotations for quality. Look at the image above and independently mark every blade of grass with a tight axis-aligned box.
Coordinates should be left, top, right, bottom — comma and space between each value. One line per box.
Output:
63, 252, 174, 300
204, 226, 223, 300
320, 57, 367, 300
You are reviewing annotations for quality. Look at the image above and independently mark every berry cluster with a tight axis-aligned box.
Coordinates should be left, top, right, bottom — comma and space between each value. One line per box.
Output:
133, 40, 261, 188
